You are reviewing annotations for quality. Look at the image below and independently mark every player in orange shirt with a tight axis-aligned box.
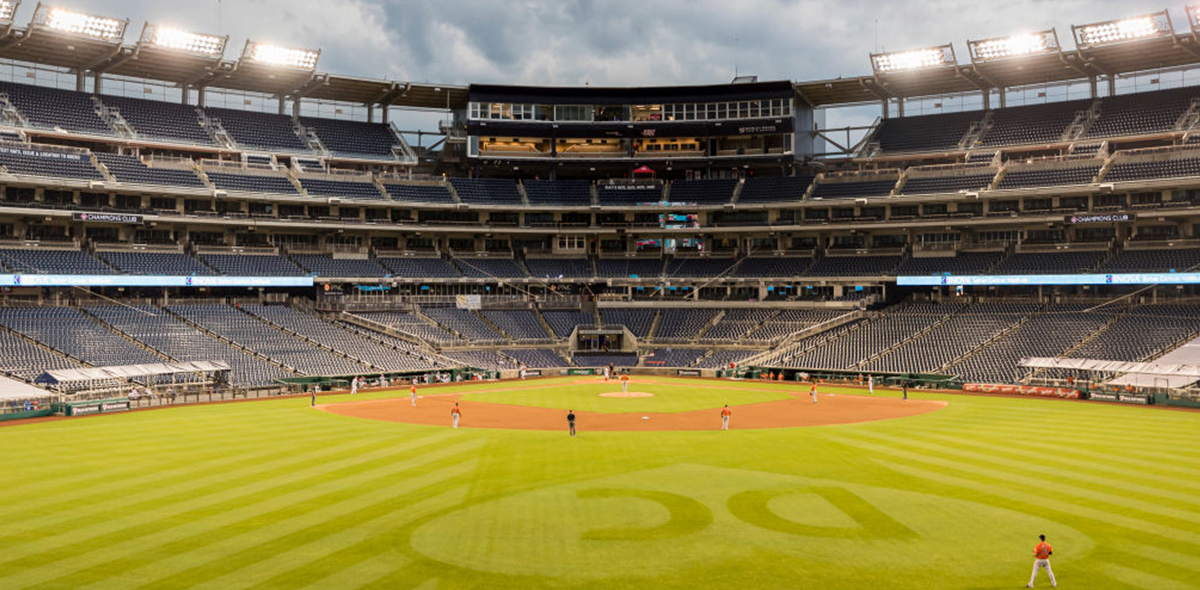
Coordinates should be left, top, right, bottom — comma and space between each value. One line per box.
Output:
450, 402, 461, 429
620, 372, 630, 394
720, 404, 731, 430
810, 381, 819, 404
1027, 534, 1057, 588
410, 382, 418, 407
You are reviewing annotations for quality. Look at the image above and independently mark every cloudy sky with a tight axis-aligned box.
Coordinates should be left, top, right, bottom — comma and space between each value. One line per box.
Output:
21, 0, 1180, 129
42, 0, 1171, 85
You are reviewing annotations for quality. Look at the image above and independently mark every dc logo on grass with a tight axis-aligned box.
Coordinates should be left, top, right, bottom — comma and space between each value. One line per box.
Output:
409, 464, 1090, 580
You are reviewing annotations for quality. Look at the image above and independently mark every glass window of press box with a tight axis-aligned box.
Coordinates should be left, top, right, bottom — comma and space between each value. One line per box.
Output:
468, 99, 791, 122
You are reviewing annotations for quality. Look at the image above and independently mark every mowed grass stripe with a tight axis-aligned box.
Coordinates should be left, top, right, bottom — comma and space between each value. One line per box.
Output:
0, 431, 469, 569
4, 441, 482, 590
0, 429, 458, 548
0, 408, 368, 489
831, 433, 1200, 538
1101, 563, 1200, 590
909, 428, 1200, 495
186, 479, 472, 590
866, 456, 1200, 549
0, 424, 398, 515
846, 429, 1200, 511
88, 470, 473, 590
1107, 540, 1200, 575
903, 420, 1200, 480
295, 553, 412, 590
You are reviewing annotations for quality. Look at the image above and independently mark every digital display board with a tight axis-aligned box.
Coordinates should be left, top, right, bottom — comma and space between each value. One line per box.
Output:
898, 273, 1200, 286
0, 275, 314, 288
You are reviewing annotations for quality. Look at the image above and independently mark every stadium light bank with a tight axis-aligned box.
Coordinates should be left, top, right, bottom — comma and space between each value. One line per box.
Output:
1072, 11, 1171, 47
141, 23, 226, 57
33, 4, 127, 42
241, 40, 320, 70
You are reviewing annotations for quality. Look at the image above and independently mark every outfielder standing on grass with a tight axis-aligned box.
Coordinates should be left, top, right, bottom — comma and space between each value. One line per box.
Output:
720, 404, 731, 430
567, 409, 576, 437
451, 402, 461, 429
1027, 534, 1057, 588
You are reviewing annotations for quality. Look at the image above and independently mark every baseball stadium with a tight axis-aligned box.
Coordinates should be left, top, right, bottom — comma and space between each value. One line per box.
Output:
1, 1, 1200, 588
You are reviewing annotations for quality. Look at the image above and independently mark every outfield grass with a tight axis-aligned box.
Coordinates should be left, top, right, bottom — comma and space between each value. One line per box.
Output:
2, 377, 1199, 589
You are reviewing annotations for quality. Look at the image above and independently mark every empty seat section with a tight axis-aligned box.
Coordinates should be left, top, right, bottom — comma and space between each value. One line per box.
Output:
1099, 248, 1200, 273
98, 251, 214, 275
1104, 158, 1200, 183
596, 259, 663, 278
597, 185, 662, 205
452, 257, 527, 278
804, 256, 901, 276
449, 178, 522, 204
503, 348, 570, 368
482, 310, 552, 342
601, 309, 655, 337
526, 258, 593, 278
667, 258, 737, 277
995, 165, 1099, 189
875, 111, 982, 153
199, 253, 307, 276
542, 310, 593, 339
382, 183, 455, 204
732, 257, 812, 277
299, 178, 384, 200
421, 308, 505, 342
523, 180, 592, 205
0, 307, 162, 368
738, 176, 813, 204
900, 173, 995, 195
93, 153, 205, 187
991, 251, 1107, 274
0, 248, 112, 274
291, 255, 388, 277
0, 81, 111, 135
206, 172, 299, 194
300, 117, 399, 158
0, 148, 102, 180
810, 179, 895, 199
895, 252, 1002, 275
377, 257, 460, 277
206, 107, 308, 152
980, 100, 1090, 147
1087, 87, 1200, 139
668, 179, 736, 205
100, 95, 214, 144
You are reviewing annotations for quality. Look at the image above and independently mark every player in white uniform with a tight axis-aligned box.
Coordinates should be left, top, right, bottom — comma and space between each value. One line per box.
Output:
350, 376, 358, 395
868, 374, 874, 395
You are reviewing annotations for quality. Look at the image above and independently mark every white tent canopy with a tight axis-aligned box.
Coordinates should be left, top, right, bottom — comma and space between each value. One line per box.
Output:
1019, 357, 1200, 388
34, 361, 232, 386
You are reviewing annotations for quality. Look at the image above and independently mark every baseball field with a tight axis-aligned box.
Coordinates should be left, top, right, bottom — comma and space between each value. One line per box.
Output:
2, 376, 1199, 589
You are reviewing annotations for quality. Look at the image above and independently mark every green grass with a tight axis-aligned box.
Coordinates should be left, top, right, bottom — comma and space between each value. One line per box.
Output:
2, 377, 1199, 589
459, 376, 797, 413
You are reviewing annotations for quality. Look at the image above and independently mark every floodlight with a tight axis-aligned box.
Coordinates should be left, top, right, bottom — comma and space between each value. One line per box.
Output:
968, 30, 1058, 62
1074, 12, 1171, 47
242, 40, 319, 70
0, 1, 20, 24
34, 5, 126, 42
870, 44, 956, 73
1187, 5, 1200, 30
142, 24, 226, 57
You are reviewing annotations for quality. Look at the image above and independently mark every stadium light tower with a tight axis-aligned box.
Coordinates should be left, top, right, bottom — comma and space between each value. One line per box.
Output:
241, 40, 320, 70
967, 30, 1059, 62
0, 1, 21, 27
1072, 11, 1171, 47
140, 23, 227, 58
31, 4, 127, 42
870, 44, 956, 74
1186, 5, 1200, 30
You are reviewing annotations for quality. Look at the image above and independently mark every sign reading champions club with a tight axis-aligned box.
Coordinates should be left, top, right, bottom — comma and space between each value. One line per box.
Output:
72, 212, 144, 225
1064, 212, 1135, 225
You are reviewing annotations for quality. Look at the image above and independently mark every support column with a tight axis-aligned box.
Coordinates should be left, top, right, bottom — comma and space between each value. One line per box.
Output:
897, 97, 905, 117
982, 89, 990, 111
92, 73, 103, 95
881, 98, 889, 119
197, 87, 206, 108
367, 104, 374, 123
1088, 76, 1098, 99
1107, 75, 1116, 97
75, 71, 86, 92
999, 89, 1007, 109
382, 105, 389, 124
278, 95, 286, 116
182, 86, 190, 105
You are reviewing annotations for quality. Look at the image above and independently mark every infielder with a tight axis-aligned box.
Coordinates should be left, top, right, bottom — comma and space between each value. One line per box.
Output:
350, 376, 358, 395
410, 382, 418, 407
620, 372, 629, 394
720, 404, 731, 430
1027, 534, 1056, 588
451, 402, 461, 429
810, 382, 819, 404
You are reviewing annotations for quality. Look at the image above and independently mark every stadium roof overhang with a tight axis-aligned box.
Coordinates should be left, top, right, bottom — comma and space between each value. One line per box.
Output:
794, 32, 1200, 108
34, 360, 232, 385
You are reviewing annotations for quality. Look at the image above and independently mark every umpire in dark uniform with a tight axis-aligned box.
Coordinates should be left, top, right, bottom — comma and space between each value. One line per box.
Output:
567, 409, 576, 436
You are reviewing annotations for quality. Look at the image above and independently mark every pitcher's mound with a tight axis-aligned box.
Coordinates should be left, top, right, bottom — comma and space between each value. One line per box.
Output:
599, 391, 654, 398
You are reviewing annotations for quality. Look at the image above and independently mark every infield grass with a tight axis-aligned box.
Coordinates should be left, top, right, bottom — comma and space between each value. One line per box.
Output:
1, 376, 1199, 590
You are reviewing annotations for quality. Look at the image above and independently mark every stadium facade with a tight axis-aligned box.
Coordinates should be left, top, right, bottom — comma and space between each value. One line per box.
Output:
1, 4, 1200, 406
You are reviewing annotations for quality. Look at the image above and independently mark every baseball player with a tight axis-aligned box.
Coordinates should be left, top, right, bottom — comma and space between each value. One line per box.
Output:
620, 372, 629, 394
810, 382, 819, 404
451, 402, 461, 429
519, 363, 527, 380
1027, 534, 1057, 588
410, 382, 418, 407
350, 376, 358, 395
868, 374, 874, 395
310, 389, 316, 407
720, 404, 731, 430
567, 409, 576, 437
